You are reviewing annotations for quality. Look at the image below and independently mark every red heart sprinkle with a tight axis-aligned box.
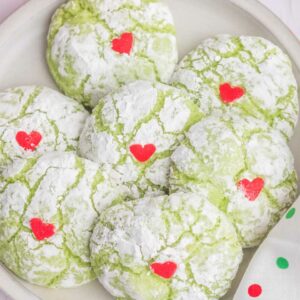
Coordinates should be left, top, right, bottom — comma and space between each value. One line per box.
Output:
112, 32, 134, 55
238, 178, 265, 201
16, 131, 42, 151
129, 144, 156, 163
219, 83, 245, 103
150, 261, 177, 279
30, 218, 55, 241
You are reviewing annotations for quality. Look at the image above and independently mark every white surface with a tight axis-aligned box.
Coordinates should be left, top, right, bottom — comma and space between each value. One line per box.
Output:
234, 197, 300, 299
0, 0, 28, 23
0, 0, 299, 300
259, 0, 300, 37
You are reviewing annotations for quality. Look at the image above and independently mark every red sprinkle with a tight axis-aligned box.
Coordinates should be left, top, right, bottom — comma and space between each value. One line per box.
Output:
248, 284, 262, 298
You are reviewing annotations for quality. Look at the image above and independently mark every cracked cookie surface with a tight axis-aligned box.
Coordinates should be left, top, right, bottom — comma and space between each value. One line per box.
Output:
0, 86, 88, 170
171, 35, 299, 140
170, 113, 298, 247
47, 0, 178, 108
90, 192, 243, 300
0, 152, 129, 287
78, 80, 203, 198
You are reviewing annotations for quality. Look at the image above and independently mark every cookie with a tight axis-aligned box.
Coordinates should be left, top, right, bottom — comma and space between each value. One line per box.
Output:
90, 192, 243, 300
170, 113, 298, 247
171, 35, 299, 139
47, 0, 178, 108
0, 86, 88, 170
0, 152, 129, 287
78, 80, 203, 198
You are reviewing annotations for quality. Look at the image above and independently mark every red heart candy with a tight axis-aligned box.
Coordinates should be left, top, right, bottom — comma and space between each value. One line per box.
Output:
112, 32, 134, 55
150, 261, 177, 279
129, 144, 156, 163
238, 178, 265, 201
30, 218, 55, 241
219, 83, 245, 103
16, 131, 42, 151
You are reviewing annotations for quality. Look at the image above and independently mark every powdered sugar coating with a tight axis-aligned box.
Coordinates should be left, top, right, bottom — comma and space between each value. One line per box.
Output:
0, 86, 88, 170
0, 152, 129, 287
90, 192, 243, 299
79, 80, 203, 198
171, 34, 299, 139
47, 0, 178, 108
170, 113, 298, 247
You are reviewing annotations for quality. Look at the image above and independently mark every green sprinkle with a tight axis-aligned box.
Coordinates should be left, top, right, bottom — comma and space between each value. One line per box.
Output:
276, 257, 289, 269
286, 207, 296, 219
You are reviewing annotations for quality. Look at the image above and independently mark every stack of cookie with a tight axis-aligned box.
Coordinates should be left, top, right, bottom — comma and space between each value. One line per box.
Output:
0, 1, 298, 299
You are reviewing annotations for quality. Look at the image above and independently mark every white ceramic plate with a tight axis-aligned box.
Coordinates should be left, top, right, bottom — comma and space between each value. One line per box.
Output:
0, 0, 299, 299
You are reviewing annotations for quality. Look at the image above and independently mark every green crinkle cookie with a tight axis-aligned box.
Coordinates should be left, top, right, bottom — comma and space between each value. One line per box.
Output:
170, 113, 298, 248
0, 152, 129, 288
47, 0, 178, 108
0, 86, 89, 170
78, 80, 203, 198
90, 192, 243, 300
171, 34, 299, 140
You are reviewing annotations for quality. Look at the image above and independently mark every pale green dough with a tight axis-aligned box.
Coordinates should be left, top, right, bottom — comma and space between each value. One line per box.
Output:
171, 35, 299, 140
0, 152, 129, 288
170, 113, 298, 247
0, 86, 88, 170
47, 0, 178, 108
90, 192, 243, 300
78, 80, 203, 198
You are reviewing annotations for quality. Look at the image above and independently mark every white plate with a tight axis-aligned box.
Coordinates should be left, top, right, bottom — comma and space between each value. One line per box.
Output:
0, 0, 299, 299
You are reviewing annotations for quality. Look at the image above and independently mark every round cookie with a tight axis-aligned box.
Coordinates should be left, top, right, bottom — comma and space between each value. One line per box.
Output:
171, 34, 299, 139
90, 192, 243, 300
0, 152, 129, 288
0, 86, 88, 170
47, 0, 178, 108
170, 113, 298, 247
78, 80, 203, 198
